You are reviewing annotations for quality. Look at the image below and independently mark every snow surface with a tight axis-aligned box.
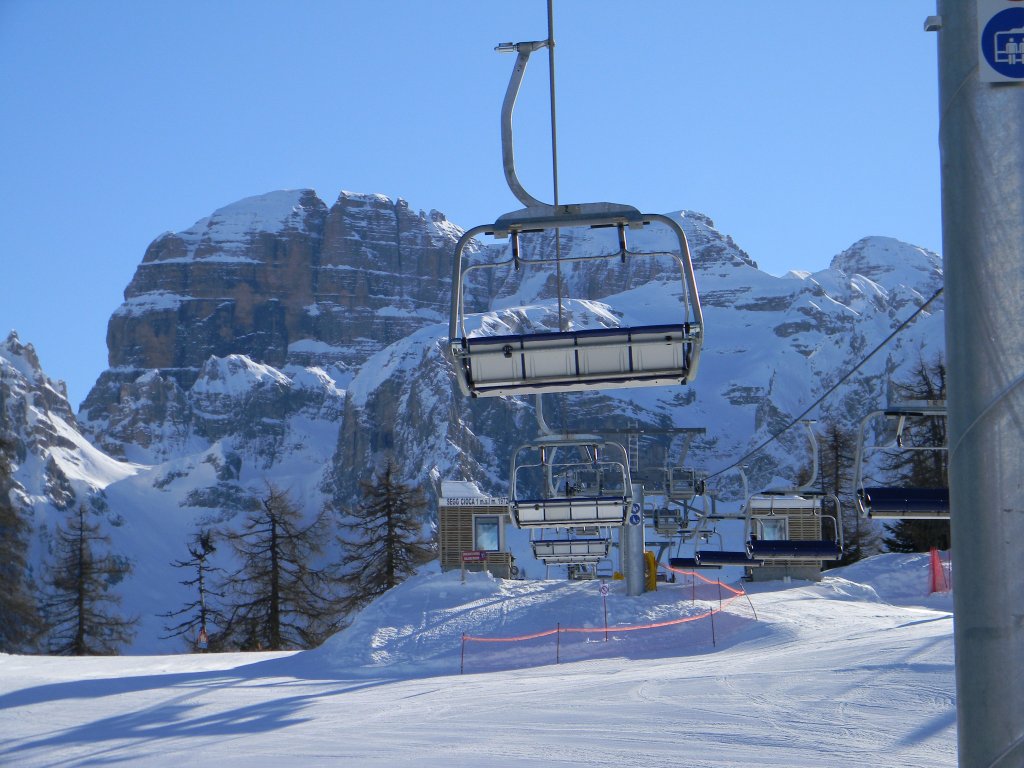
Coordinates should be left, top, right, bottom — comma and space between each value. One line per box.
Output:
0, 554, 956, 767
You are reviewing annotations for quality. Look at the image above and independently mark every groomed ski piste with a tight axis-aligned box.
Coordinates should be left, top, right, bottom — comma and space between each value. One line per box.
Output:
0, 553, 955, 767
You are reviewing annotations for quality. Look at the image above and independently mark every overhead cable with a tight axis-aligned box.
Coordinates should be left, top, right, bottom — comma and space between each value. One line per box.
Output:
706, 286, 945, 481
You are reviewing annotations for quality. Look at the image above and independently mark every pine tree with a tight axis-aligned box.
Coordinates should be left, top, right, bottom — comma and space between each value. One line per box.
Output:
159, 529, 227, 652
817, 420, 879, 567
335, 459, 436, 613
42, 505, 136, 655
0, 435, 45, 652
218, 485, 336, 651
880, 355, 950, 553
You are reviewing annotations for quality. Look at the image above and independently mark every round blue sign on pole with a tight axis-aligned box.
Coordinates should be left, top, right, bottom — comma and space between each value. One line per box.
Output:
629, 512, 642, 526
981, 8, 1024, 79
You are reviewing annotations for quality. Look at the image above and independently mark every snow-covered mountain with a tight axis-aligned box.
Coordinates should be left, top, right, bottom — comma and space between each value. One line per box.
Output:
1, 188, 945, 651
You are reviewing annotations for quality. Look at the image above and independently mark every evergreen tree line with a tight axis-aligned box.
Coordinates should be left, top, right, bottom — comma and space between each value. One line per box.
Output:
163, 461, 435, 653
0, 455, 435, 655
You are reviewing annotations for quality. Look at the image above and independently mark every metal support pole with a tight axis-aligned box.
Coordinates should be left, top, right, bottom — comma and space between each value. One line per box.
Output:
935, 3, 1024, 766
623, 484, 646, 596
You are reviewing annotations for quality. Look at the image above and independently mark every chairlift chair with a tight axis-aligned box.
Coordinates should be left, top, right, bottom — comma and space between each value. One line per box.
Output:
856, 486, 950, 519
447, 36, 703, 398
695, 548, 761, 567
745, 492, 844, 562
668, 467, 707, 501
509, 436, 632, 528
689, 513, 761, 567
531, 536, 611, 565
653, 506, 684, 536
853, 402, 950, 520
567, 563, 599, 580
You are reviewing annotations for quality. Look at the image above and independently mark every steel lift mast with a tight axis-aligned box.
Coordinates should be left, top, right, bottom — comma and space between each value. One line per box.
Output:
933, 3, 1024, 766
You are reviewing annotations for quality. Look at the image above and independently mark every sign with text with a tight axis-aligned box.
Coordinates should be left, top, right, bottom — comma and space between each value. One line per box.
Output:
440, 496, 509, 507
461, 550, 488, 563
979, 0, 1024, 83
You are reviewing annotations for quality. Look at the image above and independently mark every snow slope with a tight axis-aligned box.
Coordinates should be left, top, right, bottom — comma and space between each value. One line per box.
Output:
0, 554, 956, 767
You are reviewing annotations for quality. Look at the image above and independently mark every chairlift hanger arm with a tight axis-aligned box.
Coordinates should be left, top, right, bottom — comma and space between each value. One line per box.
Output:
852, 405, 949, 491
496, 39, 552, 209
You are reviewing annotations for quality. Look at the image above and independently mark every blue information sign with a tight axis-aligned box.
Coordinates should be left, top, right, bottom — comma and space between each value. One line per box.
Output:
980, 2, 1024, 82
629, 512, 642, 526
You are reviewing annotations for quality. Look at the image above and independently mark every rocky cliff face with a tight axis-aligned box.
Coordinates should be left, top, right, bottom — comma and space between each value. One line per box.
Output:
81, 190, 461, 434
76, 191, 945, 504
0, 332, 137, 563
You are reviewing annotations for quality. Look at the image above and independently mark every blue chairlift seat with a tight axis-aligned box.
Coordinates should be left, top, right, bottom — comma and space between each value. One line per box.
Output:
857, 487, 950, 519
748, 539, 843, 561
695, 549, 760, 567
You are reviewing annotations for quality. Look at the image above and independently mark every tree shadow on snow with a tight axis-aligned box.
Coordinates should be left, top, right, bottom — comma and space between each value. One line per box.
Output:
0, 661, 388, 761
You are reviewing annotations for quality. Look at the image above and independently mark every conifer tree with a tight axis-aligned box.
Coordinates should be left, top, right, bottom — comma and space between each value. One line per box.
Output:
334, 459, 436, 613
0, 434, 45, 652
42, 504, 136, 655
218, 485, 336, 651
817, 420, 879, 567
160, 529, 226, 651
880, 355, 950, 553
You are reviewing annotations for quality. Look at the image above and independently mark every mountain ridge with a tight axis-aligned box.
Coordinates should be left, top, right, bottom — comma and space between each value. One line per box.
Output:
0, 188, 944, 651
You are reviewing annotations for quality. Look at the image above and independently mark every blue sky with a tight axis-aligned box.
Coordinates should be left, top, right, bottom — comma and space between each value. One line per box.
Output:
0, 1, 940, 409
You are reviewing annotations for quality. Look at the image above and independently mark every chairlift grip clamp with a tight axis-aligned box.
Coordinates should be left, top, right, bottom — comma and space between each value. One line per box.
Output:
495, 40, 551, 54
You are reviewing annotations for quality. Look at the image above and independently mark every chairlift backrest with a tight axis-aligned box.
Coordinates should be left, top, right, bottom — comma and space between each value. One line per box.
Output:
509, 437, 632, 528
531, 537, 611, 564
745, 492, 843, 562
668, 467, 707, 500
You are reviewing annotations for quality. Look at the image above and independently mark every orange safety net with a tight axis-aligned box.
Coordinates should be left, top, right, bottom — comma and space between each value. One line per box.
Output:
462, 569, 750, 645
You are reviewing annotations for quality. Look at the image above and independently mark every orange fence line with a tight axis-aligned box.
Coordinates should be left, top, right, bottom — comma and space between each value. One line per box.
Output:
459, 579, 758, 672
660, 563, 747, 595
561, 594, 745, 634
463, 586, 750, 644
463, 628, 560, 643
